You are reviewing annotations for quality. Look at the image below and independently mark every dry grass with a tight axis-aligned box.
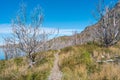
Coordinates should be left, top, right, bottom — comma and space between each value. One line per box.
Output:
89, 64, 120, 80
0, 50, 56, 80
1, 42, 120, 80
59, 43, 120, 80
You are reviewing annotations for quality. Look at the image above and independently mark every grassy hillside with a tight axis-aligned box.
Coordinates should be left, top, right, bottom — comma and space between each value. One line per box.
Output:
59, 42, 120, 80
0, 50, 56, 80
0, 42, 120, 80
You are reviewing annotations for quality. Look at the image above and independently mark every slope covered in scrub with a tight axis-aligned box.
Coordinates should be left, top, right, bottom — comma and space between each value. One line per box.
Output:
1, 42, 120, 80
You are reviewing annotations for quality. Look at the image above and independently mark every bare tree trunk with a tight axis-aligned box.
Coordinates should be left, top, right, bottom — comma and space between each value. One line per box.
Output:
93, 0, 120, 47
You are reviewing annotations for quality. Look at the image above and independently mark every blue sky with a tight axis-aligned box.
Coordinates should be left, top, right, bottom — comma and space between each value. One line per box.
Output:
0, 0, 118, 45
0, 0, 97, 26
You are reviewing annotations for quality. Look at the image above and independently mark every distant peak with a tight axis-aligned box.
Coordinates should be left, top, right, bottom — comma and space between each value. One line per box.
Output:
117, 1, 120, 7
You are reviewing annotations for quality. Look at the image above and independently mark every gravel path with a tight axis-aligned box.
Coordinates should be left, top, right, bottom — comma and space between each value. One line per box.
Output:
48, 52, 62, 80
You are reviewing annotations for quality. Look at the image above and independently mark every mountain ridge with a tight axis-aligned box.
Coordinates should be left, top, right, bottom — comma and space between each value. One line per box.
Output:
62, 2, 120, 47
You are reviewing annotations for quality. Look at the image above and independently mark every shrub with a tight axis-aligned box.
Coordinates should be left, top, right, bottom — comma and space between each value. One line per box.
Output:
14, 57, 23, 66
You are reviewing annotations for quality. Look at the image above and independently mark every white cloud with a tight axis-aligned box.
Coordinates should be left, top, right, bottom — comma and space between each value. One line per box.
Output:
0, 24, 83, 45
0, 24, 12, 34
0, 24, 82, 35
42, 27, 82, 36
59, 28, 82, 35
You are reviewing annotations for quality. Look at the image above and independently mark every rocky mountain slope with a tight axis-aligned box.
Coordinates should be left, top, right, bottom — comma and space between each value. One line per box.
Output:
54, 2, 120, 48
76, 2, 120, 44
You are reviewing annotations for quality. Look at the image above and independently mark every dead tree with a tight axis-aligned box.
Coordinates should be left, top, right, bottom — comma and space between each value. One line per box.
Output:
93, 0, 120, 47
3, 37, 21, 60
3, 4, 57, 67
40, 29, 59, 51
11, 4, 43, 67
3, 38, 11, 60
72, 30, 78, 45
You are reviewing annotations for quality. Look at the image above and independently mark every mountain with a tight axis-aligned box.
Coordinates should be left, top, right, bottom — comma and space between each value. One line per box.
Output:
1, 2, 120, 80
75, 2, 120, 45
49, 2, 120, 50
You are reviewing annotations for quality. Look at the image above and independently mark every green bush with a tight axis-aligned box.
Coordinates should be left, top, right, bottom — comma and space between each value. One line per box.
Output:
0, 60, 6, 72
14, 58, 23, 66
62, 46, 74, 53
80, 51, 92, 65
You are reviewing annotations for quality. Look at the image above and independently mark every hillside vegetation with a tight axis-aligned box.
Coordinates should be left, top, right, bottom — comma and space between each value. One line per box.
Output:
1, 1, 120, 80
1, 42, 120, 80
